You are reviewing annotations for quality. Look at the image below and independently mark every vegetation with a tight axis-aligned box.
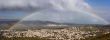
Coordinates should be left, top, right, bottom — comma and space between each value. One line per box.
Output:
0, 37, 50, 40
84, 33, 110, 40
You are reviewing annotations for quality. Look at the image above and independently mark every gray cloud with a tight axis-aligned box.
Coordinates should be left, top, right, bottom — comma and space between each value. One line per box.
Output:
0, 0, 44, 11
0, 0, 88, 11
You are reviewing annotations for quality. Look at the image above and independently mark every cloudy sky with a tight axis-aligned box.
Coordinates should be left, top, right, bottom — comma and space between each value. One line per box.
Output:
86, 0, 110, 22
0, 0, 110, 24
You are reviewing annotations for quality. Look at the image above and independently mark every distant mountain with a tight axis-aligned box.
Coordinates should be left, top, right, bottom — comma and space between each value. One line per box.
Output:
0, 19, 71, 25
0, 19, 107, 25
0, 19, 19, 21
0, 19, 19, 24
21, 20, 59, 25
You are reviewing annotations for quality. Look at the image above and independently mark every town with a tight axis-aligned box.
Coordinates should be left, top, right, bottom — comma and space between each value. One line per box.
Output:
0, 25, 110, 40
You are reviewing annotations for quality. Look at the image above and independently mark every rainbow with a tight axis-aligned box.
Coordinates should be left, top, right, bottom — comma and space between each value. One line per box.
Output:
9, 0, 109, 30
